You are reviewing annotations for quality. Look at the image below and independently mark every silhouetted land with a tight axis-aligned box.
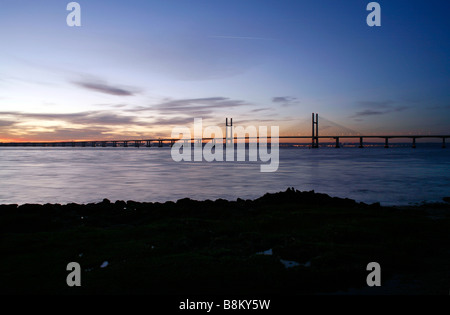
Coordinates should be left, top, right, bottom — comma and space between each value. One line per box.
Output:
1, 189, 449, 295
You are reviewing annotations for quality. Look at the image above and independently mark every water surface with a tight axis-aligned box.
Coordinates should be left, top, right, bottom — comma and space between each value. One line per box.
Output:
1, 146, 449, 205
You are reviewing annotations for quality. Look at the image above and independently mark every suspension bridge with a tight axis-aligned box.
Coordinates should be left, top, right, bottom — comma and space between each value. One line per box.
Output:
0, 113, 448, 148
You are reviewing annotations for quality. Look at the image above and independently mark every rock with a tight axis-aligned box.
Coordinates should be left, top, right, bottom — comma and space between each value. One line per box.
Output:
256, 249, 273, 256
115, 200, 126, 207
280, 259, 300, 269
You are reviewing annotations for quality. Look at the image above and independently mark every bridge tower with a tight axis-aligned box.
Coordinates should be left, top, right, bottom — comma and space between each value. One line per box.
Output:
312, 113, 319, 148
226, 118, 233, 146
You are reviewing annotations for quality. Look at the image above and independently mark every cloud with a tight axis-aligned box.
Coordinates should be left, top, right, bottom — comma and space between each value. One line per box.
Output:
0, 110, 145, 126
353, 109, 385, 117
95, 103, 129, 108
0, 119, 16, 127
130, 97, 251, 116
352, 101, 410, 118
73, 80, 137, 96
250, 107, 272, 113
356, 100, 395, 109
0, 109, 211, 140
272, 96, 298, 107
392, 106, 410, 112
150, 117, 200, 127
273, 97, 293, 103
0, 95, 284, 141
0, 110, 167, 141
20, 127, 114, 141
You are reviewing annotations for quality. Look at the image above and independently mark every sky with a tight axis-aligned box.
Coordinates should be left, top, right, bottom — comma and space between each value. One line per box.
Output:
0, 0, 449, 141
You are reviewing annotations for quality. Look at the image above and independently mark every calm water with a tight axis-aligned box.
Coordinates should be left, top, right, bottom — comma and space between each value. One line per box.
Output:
1, 146, 449, 206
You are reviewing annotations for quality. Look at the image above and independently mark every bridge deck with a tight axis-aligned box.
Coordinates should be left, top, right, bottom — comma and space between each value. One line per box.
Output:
1, 135, 449, 146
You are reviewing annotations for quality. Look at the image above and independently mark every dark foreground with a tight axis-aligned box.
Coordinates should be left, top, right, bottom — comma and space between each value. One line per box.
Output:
1, 188, 449, 295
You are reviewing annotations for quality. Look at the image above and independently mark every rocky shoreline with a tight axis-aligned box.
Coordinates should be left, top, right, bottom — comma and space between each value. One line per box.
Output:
1, 188, 449, 295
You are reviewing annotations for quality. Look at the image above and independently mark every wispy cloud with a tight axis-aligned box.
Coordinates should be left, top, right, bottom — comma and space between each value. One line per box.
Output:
73, 80, 138, 96
353, 109, 385, 117
20, 127, 114, 141
0, 110, 145, 126
0, 119, 16, 127
150, 117, 200, 126
0, 95, 284, 141
129, 97, 251, 116
250, 107, 272, 113
272, 96, 298, 107
356, 100, 395, 109
352, 101, 410, 118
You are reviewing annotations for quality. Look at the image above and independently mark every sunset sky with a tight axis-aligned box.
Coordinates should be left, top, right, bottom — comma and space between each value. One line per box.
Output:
0, 0, 449, 141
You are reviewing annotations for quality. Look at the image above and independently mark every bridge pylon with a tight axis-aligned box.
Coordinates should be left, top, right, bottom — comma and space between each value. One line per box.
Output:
312, 113, 319, 148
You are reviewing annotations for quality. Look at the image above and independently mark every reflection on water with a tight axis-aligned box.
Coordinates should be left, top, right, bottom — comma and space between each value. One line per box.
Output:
0, 146, 449, 205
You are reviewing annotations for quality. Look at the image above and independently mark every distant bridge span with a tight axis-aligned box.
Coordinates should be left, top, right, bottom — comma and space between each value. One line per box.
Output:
0, 114, 448, 148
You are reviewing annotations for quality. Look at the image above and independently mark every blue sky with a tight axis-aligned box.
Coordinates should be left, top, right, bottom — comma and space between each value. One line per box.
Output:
0, 0, 449, 141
